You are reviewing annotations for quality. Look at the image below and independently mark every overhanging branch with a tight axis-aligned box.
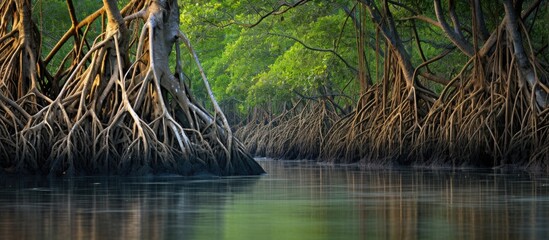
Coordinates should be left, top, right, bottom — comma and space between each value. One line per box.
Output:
208, 0, 310, 28
269, 32, 358, 74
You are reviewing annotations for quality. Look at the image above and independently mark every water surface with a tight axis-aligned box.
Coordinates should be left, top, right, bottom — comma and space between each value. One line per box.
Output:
1, 159, 549, 239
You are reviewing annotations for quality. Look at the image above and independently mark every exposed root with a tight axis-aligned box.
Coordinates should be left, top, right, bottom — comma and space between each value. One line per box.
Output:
320, 47, 429, 165
238, 27, 548, 172
236, 99, 339, 160
0, 0, 264, 176
413, 23, 549, 170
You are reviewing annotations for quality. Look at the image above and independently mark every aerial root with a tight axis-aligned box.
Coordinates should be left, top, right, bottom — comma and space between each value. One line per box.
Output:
236, 99, 339, 160
238, 39, 548, 171
1, 0, 265, 176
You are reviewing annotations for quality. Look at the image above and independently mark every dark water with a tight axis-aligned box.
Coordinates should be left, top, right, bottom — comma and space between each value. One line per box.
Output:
1, 159, 549, 240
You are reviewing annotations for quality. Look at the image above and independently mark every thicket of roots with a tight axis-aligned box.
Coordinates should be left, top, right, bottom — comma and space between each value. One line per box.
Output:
0, 0, 264, 176
236, 100, 339, 160
412, 26, 549, 170
320, 48, 432, 165
0, 0, 50, 172
238, 29, 548, 171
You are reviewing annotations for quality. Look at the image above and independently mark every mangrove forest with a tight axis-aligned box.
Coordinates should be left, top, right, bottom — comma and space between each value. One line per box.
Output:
0, 0, 548, 175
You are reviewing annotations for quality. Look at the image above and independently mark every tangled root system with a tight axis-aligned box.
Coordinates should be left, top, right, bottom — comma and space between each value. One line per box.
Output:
0, 0, 264, 176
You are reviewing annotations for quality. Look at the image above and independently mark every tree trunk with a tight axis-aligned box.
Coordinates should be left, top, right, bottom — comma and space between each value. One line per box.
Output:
358, 0, 415, 88
433, 0, 475, 57
503, 0, 547, 109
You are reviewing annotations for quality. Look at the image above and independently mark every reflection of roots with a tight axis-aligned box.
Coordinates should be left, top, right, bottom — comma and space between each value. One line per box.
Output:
1, 0, 264, 176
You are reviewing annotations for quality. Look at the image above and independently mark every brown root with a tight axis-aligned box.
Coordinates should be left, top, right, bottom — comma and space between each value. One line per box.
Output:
236, 99, 339, 160
238, 27, 548, 172
0, 0, 264, 176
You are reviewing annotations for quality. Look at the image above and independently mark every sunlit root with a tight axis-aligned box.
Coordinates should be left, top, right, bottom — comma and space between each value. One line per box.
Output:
2, 0, 264, 176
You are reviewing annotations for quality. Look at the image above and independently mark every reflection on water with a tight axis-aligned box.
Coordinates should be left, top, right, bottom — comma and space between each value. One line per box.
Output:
1, 159, 549, 240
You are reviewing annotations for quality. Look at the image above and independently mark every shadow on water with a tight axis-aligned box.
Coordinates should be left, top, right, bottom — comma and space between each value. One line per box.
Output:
0, 175, 260, 240
1, 159, 549, 240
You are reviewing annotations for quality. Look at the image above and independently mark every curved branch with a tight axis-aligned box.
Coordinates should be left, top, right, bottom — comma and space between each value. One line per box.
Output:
44, 0, 140, 64
433, 0, 474, 57
214, 0, 309, 28
413, 48, 455, 86
269, 32, 358, 74
44, 8, 104, 64
387, 0, 417, 15
399, 15, 442, 28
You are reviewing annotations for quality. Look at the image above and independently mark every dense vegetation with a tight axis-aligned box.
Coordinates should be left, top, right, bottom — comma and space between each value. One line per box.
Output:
180, 0, 548, 171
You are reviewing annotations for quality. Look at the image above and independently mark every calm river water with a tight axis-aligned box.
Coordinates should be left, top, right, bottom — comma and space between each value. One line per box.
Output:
1, 159, 549, 240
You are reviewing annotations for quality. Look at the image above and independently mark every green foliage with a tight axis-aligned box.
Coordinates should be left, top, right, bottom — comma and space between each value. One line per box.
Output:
179, 0, 359, 114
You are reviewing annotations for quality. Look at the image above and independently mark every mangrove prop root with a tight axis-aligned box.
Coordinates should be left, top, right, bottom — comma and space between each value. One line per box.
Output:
238, 37, 548, 172
0, 0, 264, 176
